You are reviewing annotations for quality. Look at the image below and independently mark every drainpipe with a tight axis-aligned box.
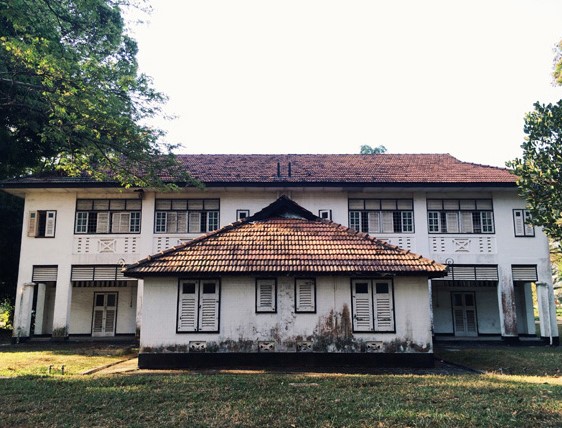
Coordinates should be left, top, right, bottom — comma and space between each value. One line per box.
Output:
536, 282, 552, 346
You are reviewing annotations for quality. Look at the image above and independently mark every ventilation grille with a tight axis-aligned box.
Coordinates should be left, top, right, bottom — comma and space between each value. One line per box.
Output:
32, 266, 58, 282
512, 265, 538, 282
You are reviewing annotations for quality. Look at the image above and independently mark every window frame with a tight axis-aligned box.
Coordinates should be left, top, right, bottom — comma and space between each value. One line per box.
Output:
513, 209, 535, 237
154, 198, 220, 234
28, 210, 57, 238
176, 278, 221, 334
318, 209, 332, 220
236, 209, 250, 221
348, 199, 414, 234
255, 278, 277, 313
294, 278, 317, 313
74, 199, 142, 235
350, 278, 396, 333
427, 199, 495, 234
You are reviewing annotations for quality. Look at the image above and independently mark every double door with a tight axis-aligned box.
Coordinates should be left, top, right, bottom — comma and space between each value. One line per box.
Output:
452, 292, 478, 336
92, 293, 117, 337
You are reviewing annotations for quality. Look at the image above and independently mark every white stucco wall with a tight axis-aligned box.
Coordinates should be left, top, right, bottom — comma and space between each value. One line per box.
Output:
69, 286, 137, 335
140, 275, 432, 353
10, 185, 555, 341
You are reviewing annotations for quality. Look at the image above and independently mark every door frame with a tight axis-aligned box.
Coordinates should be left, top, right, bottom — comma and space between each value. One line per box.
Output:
91, 292, 118, 337
451, 291, 478, 337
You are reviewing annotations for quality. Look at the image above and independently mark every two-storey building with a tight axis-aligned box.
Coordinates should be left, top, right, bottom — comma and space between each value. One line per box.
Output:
2, 154, 558, 366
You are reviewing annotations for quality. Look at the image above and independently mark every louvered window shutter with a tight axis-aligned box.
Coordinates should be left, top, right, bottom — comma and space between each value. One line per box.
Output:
374, 282, 394, 331
198, 281, 220, 332
524, 211, 534, 236
446, 212, 459, 233
44, 211, 56, 237
177, 281, 199, 332
97, 212, 110, 233
177, 212, 188, 233
381, 212, 394, 233
188, 212, 202, 233
367, 211, 380, 233
352, 280, 374, 331
295, 279, 315, 312
460, 212, 473, 233
256, 279, 276, 312
27, 211, 38, 237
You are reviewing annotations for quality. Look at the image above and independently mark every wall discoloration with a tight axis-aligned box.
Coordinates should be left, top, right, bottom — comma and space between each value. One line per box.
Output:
500, 272, 518, 336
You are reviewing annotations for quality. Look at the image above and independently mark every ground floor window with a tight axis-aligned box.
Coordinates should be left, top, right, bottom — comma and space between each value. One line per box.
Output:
351, 279, 395, 332
177, 279, 220, 332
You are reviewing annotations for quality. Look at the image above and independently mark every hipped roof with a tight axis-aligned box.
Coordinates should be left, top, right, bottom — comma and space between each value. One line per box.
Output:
124, 197, 447, 278
1, 154, 516, 189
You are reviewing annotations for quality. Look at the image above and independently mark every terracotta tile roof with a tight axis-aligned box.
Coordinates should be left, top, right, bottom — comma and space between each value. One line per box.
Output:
1, 154, 516, 188
125, 210, 447, 278
170, 154, 516, 185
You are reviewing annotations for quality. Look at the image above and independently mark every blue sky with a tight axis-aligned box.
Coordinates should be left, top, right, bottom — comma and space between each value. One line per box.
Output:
128, 0, 562, 167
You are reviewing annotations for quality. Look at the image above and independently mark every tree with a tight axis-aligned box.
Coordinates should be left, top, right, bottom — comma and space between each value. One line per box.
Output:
0, 0, 189, 187
360, 144, 387, 154
507, 101, 562, 242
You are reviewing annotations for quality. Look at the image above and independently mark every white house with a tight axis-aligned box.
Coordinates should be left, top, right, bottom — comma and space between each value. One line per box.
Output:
1, 154, 558, 367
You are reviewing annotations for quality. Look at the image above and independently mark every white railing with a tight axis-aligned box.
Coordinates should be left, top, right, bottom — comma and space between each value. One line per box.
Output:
73, 236, 139, 255
429, 235, 496, 254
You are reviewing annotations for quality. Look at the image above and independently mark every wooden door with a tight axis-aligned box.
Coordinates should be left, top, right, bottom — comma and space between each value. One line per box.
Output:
452, 292, 477, 336
92, 293, 117, 337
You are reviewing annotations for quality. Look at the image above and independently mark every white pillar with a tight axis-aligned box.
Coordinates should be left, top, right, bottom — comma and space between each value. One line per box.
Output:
537, 282, 559, 345
51, 265, 72, 339
135, 280, 143, 337
13, 282, 35, 341
497, 266, 518, 339
34, 283, 47, 335
523, 283, 536, 335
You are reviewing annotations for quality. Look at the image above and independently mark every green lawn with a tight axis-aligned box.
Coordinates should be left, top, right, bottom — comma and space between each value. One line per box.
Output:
0, 342, 135, 377
1, 343, 561, 427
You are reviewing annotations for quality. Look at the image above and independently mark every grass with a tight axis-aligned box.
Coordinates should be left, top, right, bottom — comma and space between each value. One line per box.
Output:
435, 345, 562, 377
1, 343, 561, 427
0, 342, 135, 377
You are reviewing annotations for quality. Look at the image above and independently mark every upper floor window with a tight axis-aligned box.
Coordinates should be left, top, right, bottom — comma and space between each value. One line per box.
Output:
427, 199, 494, 234
28, 210, 57, 238
349, 199, 414, 234
513, 209, 534, 237
75, 199, 141, 234
155, 199, 219, 234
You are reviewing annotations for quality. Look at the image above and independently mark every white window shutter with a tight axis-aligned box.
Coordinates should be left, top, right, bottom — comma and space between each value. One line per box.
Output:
177, 211, 188, 233
524, 211, 534, 236
256, 279, 276, 312
446, 212, 459, 233
381, 212, 394, 233
188, 212, 201, 233
296, 279, 315, 312
178, 281, 199, 332
97, 212, 110, 233
198, 280, 220, 332
352, 280, 374, 331
44, 211, 56, 237
367, 211, 380, 233
27, 211, 38, 237
460, 212, 473, 233
374, 282, 394, 331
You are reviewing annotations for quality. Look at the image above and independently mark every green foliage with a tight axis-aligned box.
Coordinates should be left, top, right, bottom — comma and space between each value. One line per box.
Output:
0, 298, 14, 330
360, 144, 387, 154
0, 193, 22, 301
0, 0, 191, 187
507, 101, 562, 242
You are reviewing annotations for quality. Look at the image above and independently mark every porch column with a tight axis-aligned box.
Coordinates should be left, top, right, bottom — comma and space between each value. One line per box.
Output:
497, 266, 518, 341
51, 265, 72, 339
33, 283, 47, 335
523, 282, 536, 335
135, 280, 143, 337
536, 282, 559, 345
12, 282, 35, 341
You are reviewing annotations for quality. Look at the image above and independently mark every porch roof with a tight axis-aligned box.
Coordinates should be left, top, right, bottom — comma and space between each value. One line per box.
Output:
124, 197, 447, 278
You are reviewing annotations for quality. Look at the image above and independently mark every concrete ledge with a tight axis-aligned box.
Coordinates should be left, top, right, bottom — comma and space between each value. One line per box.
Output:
138, 352, 434, 369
